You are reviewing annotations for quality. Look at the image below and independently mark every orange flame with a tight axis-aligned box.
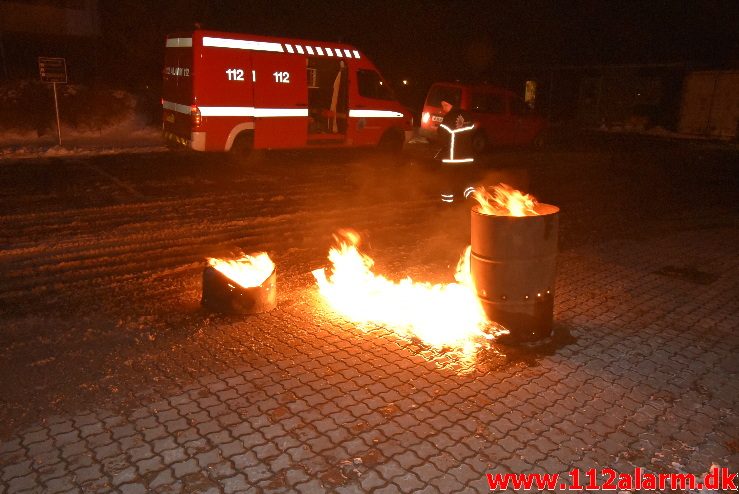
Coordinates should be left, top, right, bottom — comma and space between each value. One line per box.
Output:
208, 252, 275, 288
312, 230, 497, 358
471, 183, 540, 216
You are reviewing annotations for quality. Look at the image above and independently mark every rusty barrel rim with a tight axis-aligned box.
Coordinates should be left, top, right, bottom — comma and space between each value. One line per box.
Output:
471, 203, 560, 218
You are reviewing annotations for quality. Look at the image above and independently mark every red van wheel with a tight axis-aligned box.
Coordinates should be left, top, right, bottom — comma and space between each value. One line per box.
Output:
377, 129, 404, 154
229, 132, 262, 165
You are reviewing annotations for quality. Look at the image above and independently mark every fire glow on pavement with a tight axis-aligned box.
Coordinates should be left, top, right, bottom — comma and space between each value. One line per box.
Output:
312, 230, 497, 362
312, 185, 547, 364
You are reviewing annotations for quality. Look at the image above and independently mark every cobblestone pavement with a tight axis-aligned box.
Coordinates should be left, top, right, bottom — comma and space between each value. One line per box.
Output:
1, 141, 738, 492
1, 224, 737, 492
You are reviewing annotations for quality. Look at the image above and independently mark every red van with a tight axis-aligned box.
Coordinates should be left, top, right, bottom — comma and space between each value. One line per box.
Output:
420, 82, 547, 152
163, 30, 413, 155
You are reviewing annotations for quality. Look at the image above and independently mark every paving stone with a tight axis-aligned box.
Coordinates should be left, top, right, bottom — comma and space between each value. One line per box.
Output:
221, 473, 250, 493
6, 473, 39, 493
207, 460, 237, 479
119, 482, 147, 494
2, 460, 33, 482
148, 468, 176, 490
111, 466, 137, 486
136, 455, 164, 475
295, 479, 326, 493
161, 446, 188, 465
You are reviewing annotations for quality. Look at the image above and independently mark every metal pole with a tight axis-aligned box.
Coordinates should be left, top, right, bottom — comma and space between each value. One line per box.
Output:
52, 82, 62, 146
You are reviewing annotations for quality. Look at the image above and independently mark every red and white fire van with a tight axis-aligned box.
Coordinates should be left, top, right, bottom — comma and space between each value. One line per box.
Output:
163, 30, 413, 155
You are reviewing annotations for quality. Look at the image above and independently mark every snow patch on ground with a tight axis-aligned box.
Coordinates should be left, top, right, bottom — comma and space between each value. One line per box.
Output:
0, 113, 166, 160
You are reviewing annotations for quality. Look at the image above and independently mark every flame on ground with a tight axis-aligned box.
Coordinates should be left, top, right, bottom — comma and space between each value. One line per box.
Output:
312, 230, 497, 360
471, 183, 540, 216
208, 252, 275, 288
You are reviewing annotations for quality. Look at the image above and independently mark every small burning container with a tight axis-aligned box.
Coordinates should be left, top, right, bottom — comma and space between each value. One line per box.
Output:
202, 253, 277, 314
470, 185, 559, 342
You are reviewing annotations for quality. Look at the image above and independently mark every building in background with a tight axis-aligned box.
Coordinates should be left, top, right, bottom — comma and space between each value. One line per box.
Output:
679, 70, 739, 139
502, 63, 739, 140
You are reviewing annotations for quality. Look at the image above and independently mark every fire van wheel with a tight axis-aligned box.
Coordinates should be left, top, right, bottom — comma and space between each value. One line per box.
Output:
377, 129, 404, 154
471, 131, 489, 155
229, 132, 259, 165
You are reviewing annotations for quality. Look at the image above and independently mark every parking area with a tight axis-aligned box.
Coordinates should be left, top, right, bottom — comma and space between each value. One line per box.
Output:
0, 136, 737, 492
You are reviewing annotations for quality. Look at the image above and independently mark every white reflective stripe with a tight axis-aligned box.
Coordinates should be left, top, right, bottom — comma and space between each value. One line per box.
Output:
352, 50, 360, 58
316, 46, 324, 55
443, 158, 475, 163
166, 37, 192, 48
440, 123, 475, 134
253, 108, 308, 117
198, 106, 309, 117
463, 187, 475, 198
306, 46, 314, 55
441, 194, 454, 198
285, 44, 294, 53
348, 109, 404, 118
202, 36, 284, 52
295, 45, 304, 54
162, 100, 191, 114
199, 107, 253, 117
325, 47, 334, 56
343, 49, 352, 57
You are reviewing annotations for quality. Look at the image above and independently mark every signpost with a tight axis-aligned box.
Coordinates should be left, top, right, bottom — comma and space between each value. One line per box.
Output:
38, 57, 67, 146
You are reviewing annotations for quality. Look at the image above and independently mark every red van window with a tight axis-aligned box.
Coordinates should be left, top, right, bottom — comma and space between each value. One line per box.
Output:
357, 69, 394, 100
510, 97, 529, 115
470, 93, 504, 114
426, 86, 461, 107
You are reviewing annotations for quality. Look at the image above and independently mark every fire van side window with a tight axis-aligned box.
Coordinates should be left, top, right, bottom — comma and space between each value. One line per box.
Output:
357, 70, 394, 100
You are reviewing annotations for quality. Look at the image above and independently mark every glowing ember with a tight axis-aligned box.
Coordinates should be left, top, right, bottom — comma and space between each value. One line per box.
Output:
208, 252, 275, 288
471, 183, 540, 216
312, 230, 495, 356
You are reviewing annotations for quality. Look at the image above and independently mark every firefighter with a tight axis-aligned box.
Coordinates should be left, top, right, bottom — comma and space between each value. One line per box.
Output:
436, 100, 477, 204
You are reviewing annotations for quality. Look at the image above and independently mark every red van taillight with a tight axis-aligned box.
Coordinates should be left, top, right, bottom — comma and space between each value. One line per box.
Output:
421, 111, 430, 124
191, 105, 202, 128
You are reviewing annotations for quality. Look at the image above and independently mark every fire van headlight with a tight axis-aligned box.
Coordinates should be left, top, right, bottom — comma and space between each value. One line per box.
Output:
421, 112, 430, 124
191, 105, 202, 128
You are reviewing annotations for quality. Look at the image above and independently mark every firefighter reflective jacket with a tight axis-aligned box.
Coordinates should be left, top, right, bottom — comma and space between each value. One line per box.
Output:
437, 108, 475, 163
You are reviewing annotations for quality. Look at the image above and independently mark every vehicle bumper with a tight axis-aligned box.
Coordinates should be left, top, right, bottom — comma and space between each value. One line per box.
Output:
163, 130, 206, 151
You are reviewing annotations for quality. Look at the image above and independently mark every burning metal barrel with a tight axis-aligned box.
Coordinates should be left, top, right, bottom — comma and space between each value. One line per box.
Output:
470, 186, 559, 342
201, 253, 277, 314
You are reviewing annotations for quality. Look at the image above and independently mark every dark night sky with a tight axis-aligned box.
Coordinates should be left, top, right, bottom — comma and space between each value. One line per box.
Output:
100, 0, 738, 92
